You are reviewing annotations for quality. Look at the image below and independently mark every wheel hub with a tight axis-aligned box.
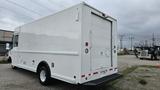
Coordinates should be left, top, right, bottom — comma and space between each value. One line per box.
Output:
40, 70, 46, 82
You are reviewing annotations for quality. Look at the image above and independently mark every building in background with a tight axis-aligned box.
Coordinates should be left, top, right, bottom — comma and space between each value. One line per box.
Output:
0, 29, 13, 56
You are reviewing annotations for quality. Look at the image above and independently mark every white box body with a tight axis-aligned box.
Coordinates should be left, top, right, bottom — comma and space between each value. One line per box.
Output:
10, 3, 118, 84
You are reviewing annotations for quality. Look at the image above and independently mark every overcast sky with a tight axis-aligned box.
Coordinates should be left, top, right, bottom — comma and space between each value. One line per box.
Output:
0, 0, 160, 36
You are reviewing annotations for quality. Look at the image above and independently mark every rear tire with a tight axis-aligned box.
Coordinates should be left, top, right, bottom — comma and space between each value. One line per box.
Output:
8, 57, 12, 63
11, 65, 17, 69
140, 58, 143, 60
38, 66, 51, 85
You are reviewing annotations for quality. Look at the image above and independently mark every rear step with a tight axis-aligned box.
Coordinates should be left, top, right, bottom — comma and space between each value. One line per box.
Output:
83, 73, 122, 86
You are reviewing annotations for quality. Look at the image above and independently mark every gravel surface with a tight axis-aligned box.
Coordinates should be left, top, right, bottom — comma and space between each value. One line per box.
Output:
0, 64, 111, 90
0, 55, 160, 90
0, 64, 90, 90
118, 55, 160, 71
113, 66, 160, 90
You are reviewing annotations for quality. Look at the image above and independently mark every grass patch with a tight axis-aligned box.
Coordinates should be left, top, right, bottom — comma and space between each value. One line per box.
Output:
0, 60, 9, 64
140, 65, 158, 68
121, 65, 158, 76
117, 52, 123, 55
106, 66, 138, 86
106, 65, 158, 90
122, 66, 138, 76
105, 65, 158, 90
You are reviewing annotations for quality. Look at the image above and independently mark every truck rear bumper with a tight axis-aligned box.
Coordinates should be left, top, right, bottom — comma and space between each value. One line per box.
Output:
83, 73, 122, 86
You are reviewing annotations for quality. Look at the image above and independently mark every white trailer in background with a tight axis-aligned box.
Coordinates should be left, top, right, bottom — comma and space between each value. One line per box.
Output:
9, 2, 120, 85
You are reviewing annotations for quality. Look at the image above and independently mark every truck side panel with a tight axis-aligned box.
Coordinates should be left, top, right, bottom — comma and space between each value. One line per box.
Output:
11, 4, 82, 84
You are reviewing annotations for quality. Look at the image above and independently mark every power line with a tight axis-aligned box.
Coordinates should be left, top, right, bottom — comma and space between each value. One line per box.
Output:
47, 0, 58, 5
6, 0, 42, 16
0, 7, 34, 20
47, 0, 65, 8
29, 0, 54, 12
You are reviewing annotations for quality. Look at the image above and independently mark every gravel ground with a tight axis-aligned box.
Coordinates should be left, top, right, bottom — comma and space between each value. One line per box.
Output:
0, 64, 87, 90
113, 66, 160, 90
0, 55, 160, 90
118, 55, 160, 71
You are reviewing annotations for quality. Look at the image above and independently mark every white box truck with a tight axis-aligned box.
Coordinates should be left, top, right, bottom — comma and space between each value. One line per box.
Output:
9, 2, 120, 85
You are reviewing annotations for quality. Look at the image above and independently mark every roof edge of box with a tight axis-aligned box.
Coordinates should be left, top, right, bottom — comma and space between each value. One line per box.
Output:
81, 2, 117, 21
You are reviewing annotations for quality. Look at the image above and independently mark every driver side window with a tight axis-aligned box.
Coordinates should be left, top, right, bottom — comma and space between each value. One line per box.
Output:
13, 34, 19, 47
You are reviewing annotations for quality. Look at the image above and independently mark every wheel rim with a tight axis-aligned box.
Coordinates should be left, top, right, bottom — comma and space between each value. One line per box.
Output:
40, 70, 46, 82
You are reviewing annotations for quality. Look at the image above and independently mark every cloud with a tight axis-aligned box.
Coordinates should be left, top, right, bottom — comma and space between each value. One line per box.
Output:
0, 0, 81, 30
0, 0, 160, 37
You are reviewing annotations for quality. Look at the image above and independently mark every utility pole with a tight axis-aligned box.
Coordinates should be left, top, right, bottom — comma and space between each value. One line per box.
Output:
145, 40, 148, 47
152, 33, 155, 46
119, 34, 125, 50
129, 35, 134, 50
